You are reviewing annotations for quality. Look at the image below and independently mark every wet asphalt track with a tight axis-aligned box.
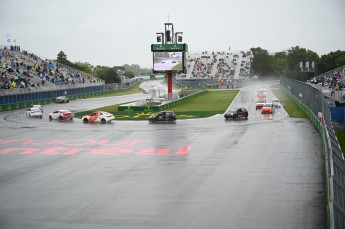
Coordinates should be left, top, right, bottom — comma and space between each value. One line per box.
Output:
0, 82, 325, 229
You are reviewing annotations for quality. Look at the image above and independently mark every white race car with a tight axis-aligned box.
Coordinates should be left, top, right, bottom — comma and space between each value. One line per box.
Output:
49, 110, 74, 121
82, 111, 115, 123
26, 108, 43, 118
271, 98, 281, 108
32, 105, 43, 113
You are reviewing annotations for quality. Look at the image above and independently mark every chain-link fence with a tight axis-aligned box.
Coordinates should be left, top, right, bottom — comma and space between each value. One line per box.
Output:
280, 76, 324, 116
281, 76, 344, 229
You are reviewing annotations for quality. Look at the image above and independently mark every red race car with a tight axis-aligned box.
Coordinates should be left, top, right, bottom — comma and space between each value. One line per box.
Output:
255, 99, 266, 110
261, 103, 275, 114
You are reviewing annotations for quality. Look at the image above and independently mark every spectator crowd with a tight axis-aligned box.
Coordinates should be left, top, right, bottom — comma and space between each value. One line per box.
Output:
310, 68, 345, 92
0, 47, 98, 91
181, 50, 252, 79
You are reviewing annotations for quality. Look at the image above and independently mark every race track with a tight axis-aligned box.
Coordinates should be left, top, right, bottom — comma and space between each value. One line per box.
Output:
0, 82, 325, 229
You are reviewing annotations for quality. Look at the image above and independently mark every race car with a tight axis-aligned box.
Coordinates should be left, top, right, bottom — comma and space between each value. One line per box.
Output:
149, 111, 176, 123
26, 107, 43, 118
261, 103, 275, 114
82, 111, 115, 123
49, 110, 74, 121
255, 99, 266, 109
271, 98, 281, 108
257, 94, 266, 101
257, 88, 267, 97
55, 95, 69, 103
224, 107, 248, 120
32, 105, 43, 113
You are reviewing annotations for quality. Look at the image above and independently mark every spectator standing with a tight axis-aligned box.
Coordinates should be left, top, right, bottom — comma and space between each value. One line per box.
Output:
10, 78, 16, 89
40, 72, 46, 85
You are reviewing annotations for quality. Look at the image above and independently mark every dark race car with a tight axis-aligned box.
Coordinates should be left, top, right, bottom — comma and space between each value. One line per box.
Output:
149, 111, 176, 123
224, 107, 248, 120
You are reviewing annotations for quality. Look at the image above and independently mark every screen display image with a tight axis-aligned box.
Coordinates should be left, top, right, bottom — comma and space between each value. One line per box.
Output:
153, 52, 183, 72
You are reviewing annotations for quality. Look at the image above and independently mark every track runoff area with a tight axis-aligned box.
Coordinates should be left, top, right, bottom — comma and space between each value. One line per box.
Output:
0, 82, 325, 229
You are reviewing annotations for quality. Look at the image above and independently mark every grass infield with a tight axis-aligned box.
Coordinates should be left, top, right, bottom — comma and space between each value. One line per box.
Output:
271, 88, 308, 118
74, 90, 239, 120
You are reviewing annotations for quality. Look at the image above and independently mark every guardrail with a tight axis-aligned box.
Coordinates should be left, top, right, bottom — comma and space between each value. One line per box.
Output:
0, 82, 140, 112
281, 77, 344, 229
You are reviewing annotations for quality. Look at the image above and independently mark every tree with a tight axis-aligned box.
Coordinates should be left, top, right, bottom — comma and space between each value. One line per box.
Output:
57, 51, 68, 64
75, 62, 92, 74
123, 64, 140, 75
286, 46, 319, 78
95, 66, 120, 84
140, 67, 153, 75
124, 70, 135, 78
250, 47, 274, 77
272, 52, 288, 76
318, 50, 345, 73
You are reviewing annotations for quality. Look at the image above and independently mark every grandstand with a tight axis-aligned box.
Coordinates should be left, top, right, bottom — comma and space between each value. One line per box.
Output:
178, 49, 253, 80
0, 45, 104, 95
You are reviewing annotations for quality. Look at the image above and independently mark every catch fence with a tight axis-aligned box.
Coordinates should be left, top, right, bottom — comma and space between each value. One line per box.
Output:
281, 76, 344, 229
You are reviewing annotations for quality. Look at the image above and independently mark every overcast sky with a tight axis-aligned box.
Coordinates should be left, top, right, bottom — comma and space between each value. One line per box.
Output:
1, 0, 344, 68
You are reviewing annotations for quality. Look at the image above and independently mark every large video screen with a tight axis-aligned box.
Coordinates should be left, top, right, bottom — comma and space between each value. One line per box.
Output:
153, 51, 184, 72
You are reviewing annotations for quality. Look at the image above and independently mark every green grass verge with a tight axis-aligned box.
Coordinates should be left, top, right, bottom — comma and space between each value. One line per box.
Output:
271, 88, 308, 118
74, 90, 239, 120
336, 130, 345, 156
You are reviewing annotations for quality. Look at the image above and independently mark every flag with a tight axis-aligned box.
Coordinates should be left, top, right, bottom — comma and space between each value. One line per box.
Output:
6, 34, 10, 43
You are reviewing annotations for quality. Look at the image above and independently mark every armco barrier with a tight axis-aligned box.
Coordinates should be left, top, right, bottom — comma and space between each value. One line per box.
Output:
0, 82, 140, 112
281, 76, 345, 229
118, 90, 206, 112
